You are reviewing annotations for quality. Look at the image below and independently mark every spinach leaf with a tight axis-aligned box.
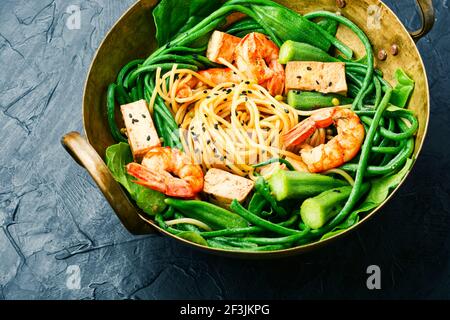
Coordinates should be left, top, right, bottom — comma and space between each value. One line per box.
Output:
390, 69, 415, 108
106, 143, 167, 216
153, 0, 222, 47
321, 158, 413, 240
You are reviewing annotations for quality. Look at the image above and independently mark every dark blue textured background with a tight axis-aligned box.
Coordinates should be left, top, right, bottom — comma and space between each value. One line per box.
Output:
0, 0, 449, 300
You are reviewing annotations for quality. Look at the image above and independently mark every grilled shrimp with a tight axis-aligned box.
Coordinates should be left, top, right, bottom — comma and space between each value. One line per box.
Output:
126, 147, 204, 198
178, 32, 285, 97
234, 32, 285, 95
282, 107, 365, 173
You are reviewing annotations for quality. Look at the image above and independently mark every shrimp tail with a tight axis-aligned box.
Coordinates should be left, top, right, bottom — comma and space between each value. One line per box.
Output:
127, 163, 196, 198
282, 118, 317, 147
127, 163, 167, 193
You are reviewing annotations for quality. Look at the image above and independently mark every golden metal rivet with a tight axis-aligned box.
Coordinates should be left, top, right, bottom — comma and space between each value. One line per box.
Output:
378, 49, 387, 61
336, 0, 346, 8
390, 44, 399, 56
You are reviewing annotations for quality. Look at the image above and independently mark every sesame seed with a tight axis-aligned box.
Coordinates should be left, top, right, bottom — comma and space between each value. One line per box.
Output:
202, 127, 206, 132
329, 82, 333, 87
285, 109, 289, 113
129, 114, 133, 118
147, 136, 151, 141
307, 66, 312, 71
297, 76, 302, 80
214, 123, 219, 130
245, 81, 250, 85
142, 114, 147, 118
203, 90, 208, 94
207, 140, 211, 144
224, 98, 228, 101
316, 80, 320, 85
206, 96, 211, 99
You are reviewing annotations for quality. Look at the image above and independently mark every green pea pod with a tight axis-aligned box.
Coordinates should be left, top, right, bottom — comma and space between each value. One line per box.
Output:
165, 198, 249, 230
177, 232, 208, 246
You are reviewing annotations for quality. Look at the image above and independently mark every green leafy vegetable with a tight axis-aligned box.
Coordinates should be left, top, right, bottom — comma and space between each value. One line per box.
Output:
320, 158, 413, 240
250, 3, 332, 52
106, 143, 167, 216
390, 69, 415, 108
153, 0, 222, 47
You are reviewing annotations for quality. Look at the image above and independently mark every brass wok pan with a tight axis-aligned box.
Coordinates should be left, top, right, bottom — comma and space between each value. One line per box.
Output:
62, 0, 434, 258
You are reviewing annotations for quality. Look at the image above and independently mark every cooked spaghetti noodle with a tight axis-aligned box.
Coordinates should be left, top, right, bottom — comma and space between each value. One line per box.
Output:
149, 65, 323, 179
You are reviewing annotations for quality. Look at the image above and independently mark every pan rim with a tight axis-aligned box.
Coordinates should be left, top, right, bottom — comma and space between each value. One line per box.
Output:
81, 0, 431, 257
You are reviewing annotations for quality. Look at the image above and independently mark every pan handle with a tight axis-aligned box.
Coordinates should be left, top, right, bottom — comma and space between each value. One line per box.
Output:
61, 131, 154, 235
410, 0, 435, 42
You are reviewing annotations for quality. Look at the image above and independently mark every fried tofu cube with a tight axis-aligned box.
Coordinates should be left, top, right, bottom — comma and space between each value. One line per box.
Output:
203, 168, 254, 207
206, 31, 242, 64
120, 100, 160, 161
285, 61, 348, 94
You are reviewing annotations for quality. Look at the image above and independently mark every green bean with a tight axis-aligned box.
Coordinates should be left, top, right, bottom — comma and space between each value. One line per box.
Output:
117, 59, 144, 85
210, 237, 258, 249
144, 75, 174, 120
173, 212, 202, 233
254, 177, 288, 217
341, 137, 414, 175
143, 54, 205, 68
163, 206, 176, 220
163, 45, 208, 55
155, 214, 182, 235
126, 63, 198, 88
371, 144, 404, 154
136, 76, 145, 101
227, 19, 261, 34
230, 200, 302, 236
372, 117, 385, 146
252, 158, 295, 171
357, 79, 375, 110
310, 88, 393, 236
115, 85, 131, 105
348, 83, 361, 98
373, 76, 382, 108
213, 227, 310, 246
234, 29, 267, 38
130, 87, 139, 102
248, 193, 268, 216
361, 115, 418, 141
206, 240, 288, 251
304, 11, 374, 110
346, 72, 363, 88
200, 214, 298, 238
106, 84, 127, 143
